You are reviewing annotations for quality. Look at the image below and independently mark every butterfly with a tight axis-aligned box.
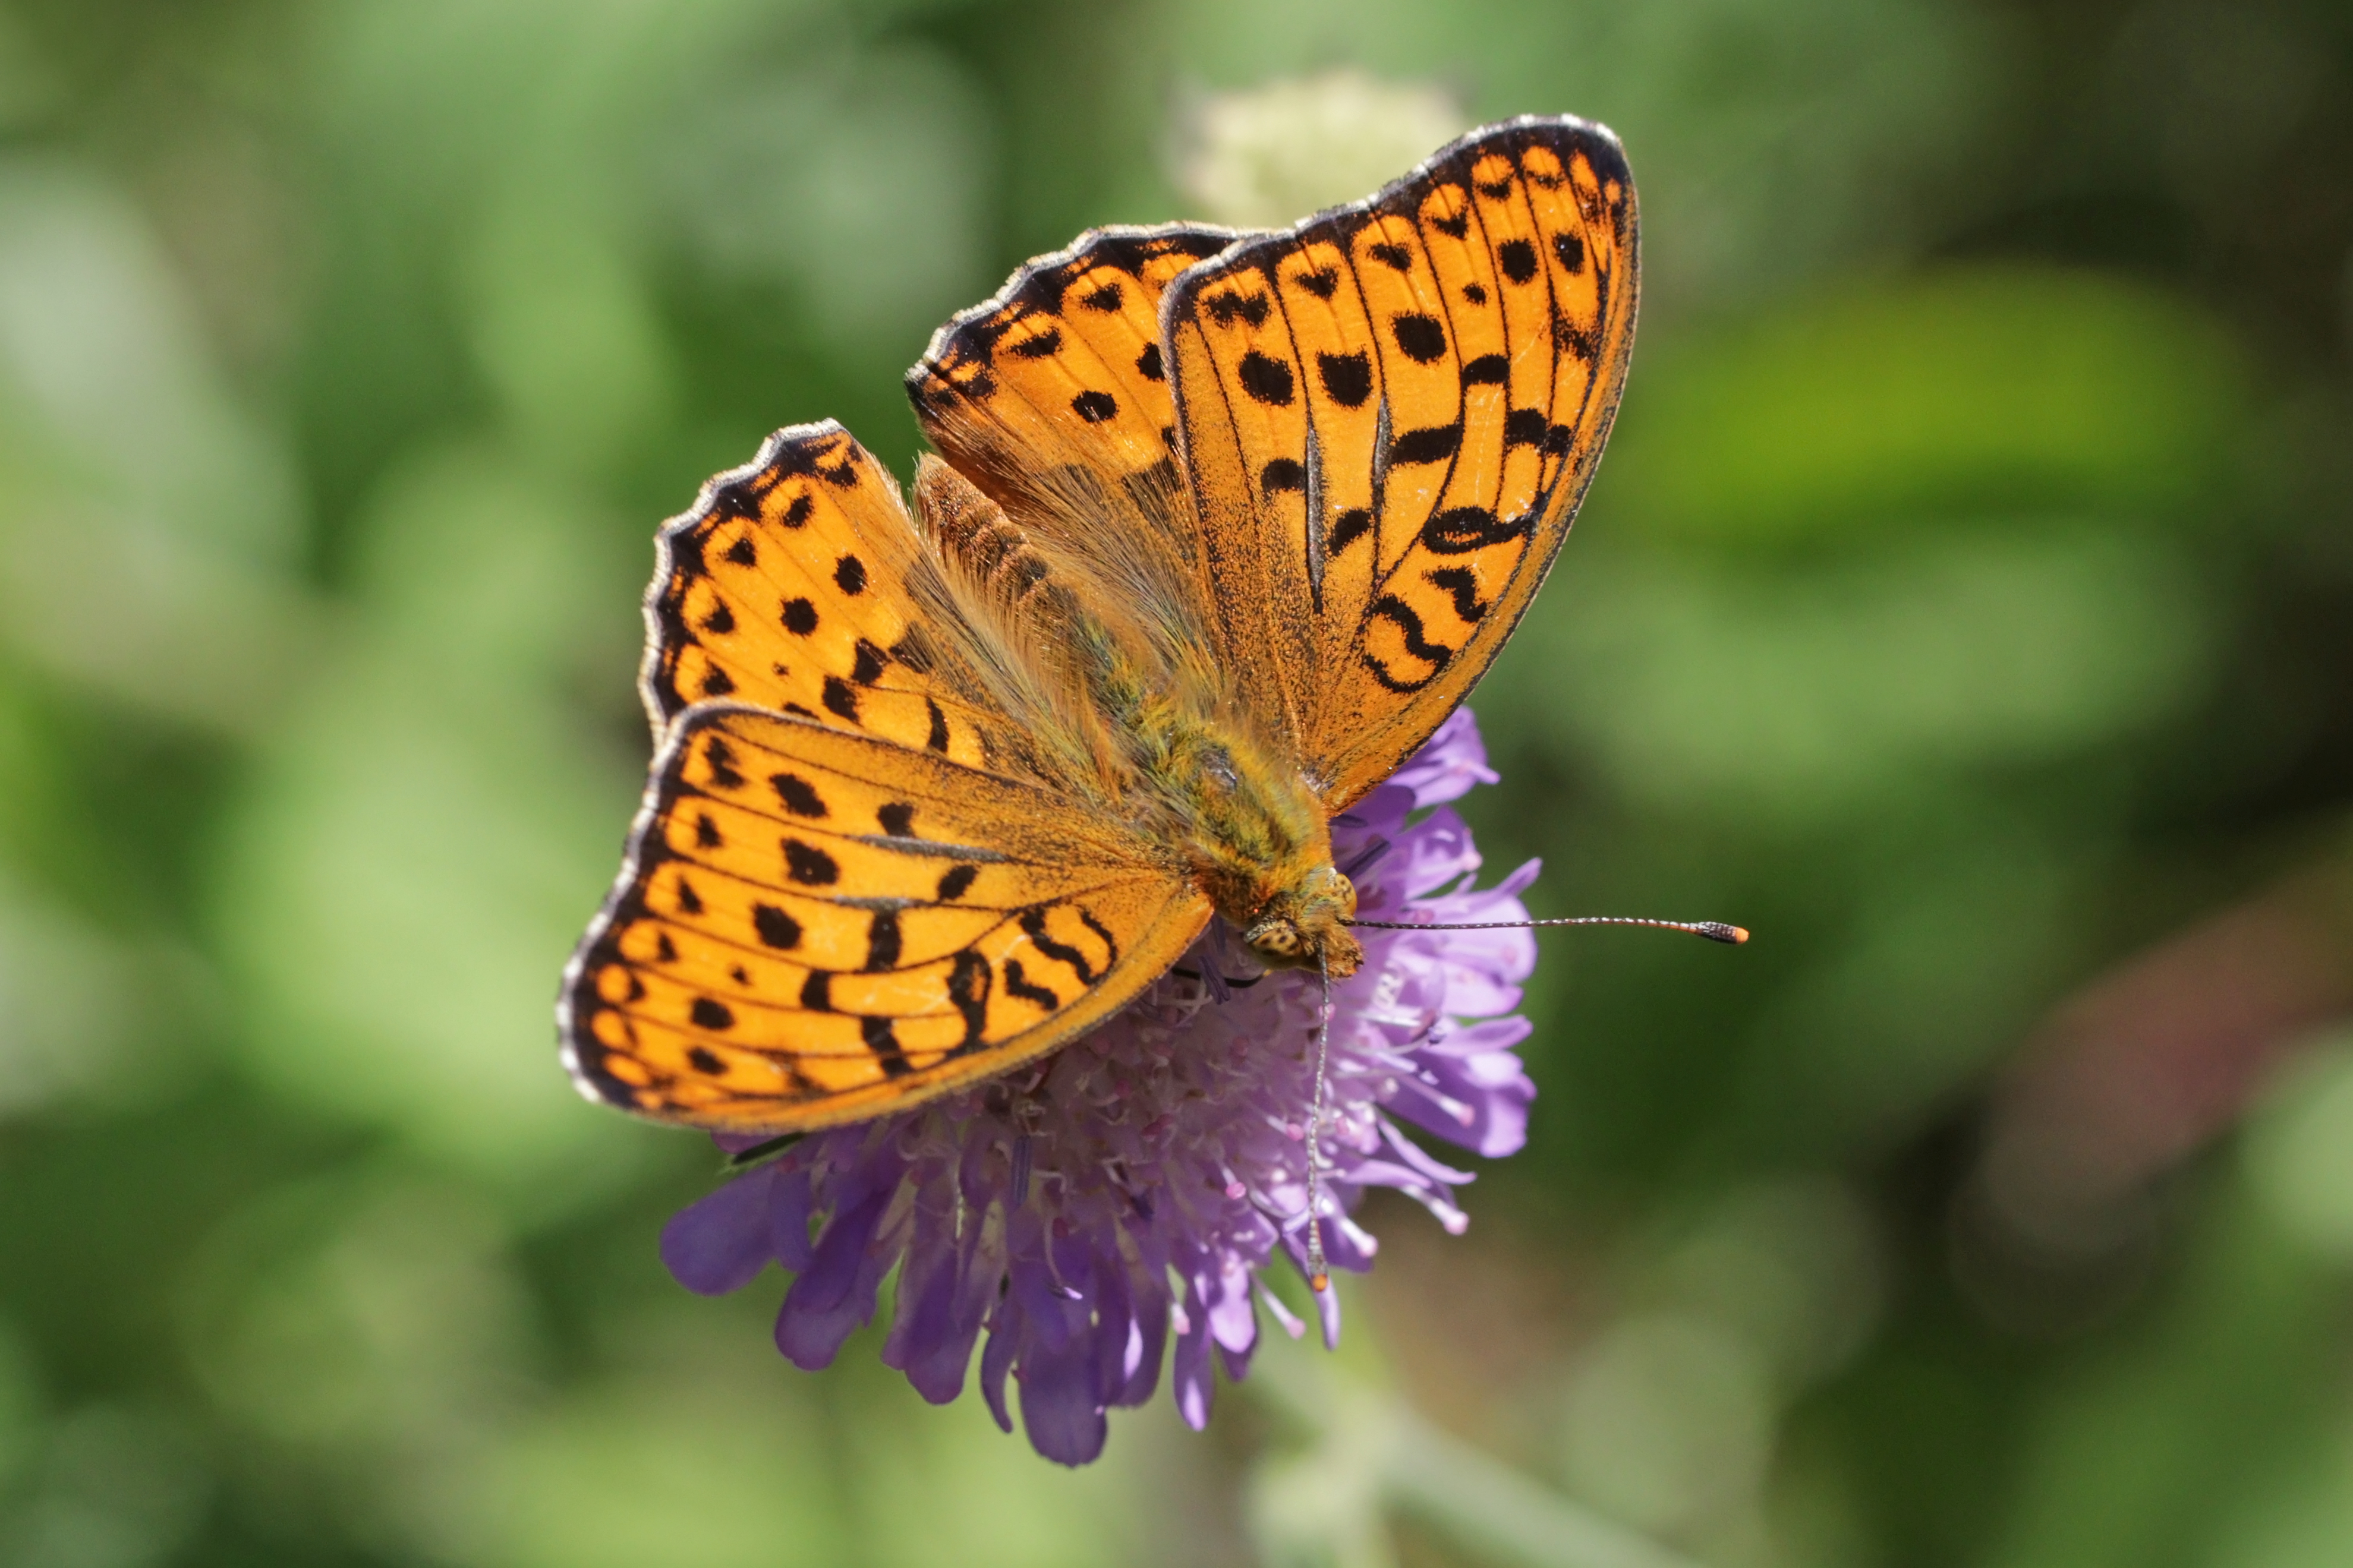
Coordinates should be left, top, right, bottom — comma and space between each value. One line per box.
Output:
559, 115, 1637, 1135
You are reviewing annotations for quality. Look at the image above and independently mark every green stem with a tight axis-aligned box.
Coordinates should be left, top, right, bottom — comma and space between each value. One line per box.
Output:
1247, 1334, 1703, 1568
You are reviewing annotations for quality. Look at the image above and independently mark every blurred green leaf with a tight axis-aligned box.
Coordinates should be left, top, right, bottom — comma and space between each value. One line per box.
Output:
210, 444, 650, 1188
1602, 269, 2250, 544
1486, 525, 2215, 820
462, 1376, 846, 1568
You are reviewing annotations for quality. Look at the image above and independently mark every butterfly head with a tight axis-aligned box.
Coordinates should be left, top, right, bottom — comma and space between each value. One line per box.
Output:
1242, 863, 1363, 977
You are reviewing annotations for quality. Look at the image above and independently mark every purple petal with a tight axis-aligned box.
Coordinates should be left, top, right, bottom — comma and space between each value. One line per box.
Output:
881, 1190, 980, 1403
1019, 1336, 1109, 1466
774, 1189, 893, 1370
1172, 1293, 1215, 1431
1387, 707, 1497, 805
1388, 1056, 1533, 1157
660, 1165, 783, 1296
979, 1303, 1020, 1435
1206, 1255, 1258, 1355
767, 1163, 818, 1271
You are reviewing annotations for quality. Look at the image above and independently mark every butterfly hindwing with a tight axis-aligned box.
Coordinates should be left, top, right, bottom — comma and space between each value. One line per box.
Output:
561, 705, 1213, 1132
1164, 116, 1637, 806
644, 421, 1003, 768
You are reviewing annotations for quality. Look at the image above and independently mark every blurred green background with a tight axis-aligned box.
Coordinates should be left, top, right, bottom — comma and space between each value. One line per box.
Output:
1, 0, 2350, 1564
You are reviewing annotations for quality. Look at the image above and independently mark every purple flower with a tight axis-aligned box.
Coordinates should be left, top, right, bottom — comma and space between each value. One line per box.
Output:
660, 708, 1539, 1465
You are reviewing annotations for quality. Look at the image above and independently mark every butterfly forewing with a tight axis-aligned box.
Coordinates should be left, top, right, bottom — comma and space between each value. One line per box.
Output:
1165, 117, 1637, 806
562, 706, 1213, 1132
642, 421, 1002, 768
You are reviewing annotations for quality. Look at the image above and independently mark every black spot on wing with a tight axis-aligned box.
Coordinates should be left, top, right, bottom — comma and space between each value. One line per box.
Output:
1364, 594, 1452, 693
834, 555, 867, 595
1135, 343, 1164, 381
822, 677, 859, 721
1079, 281, 1122, 311
1421, 506, 1532, 555
1329, 508, 1372, 556
1554, 232, 1586, 273
1425, 566, 1488, 622
1316, 351, 1372, 408
1391, 313, 1447, 364
782, 597, 818, 635
1072, 390, 1117, 423
936, 864, 978, 901
1237, 351, 1294, 406
1019, 907, 1099, 983
769, 772, 827, 818
1007, 327, 1062, 359
1296, 266, 1338, 298
690, 997, 734, 1031
1002, 957, 1059, 1009
947, 949, 991, 1047
1461, 354, 1508, 386
752, 903, 802, 950
862, 1016, 911, 1077
703, 737, 745, 790
1366, 241, 1414, 272
724, 535, 757, 567
1075, 907, 1121, 966
877, 802, 915, 837
1390, 422, 1463, 465
862, 910, 902, 971
1497, 238, 1538, 283
1261, 458, 1305, 496
1204, 291, 1272, 328
784, 838, 838, 885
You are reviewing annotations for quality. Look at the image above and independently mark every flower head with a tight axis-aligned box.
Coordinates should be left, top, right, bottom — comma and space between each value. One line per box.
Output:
659, 708, 1539, 1465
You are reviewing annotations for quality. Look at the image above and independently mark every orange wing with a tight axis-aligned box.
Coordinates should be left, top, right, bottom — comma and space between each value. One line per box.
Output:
641, 421, 1002, 768
906, 224, 1244, 516
561, 705, 1212, 1132
1163, 116, 1637, 806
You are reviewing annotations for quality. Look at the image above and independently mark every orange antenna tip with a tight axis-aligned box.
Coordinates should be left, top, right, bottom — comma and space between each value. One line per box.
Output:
1309, 1272, 1330, 1293
1698, 923, 1749, 945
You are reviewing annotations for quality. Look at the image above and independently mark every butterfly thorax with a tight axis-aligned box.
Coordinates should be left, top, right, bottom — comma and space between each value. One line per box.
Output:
1145, 711, 1363, 979
919, 459, 1363, 977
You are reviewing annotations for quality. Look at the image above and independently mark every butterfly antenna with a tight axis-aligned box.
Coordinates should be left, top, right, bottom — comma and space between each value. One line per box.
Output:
1349, 916, 1750, 944
1305, 958, 1333, 1294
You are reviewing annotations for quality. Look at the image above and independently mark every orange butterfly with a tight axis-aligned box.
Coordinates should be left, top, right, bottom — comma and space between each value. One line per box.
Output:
560, 116, 1637, 1136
